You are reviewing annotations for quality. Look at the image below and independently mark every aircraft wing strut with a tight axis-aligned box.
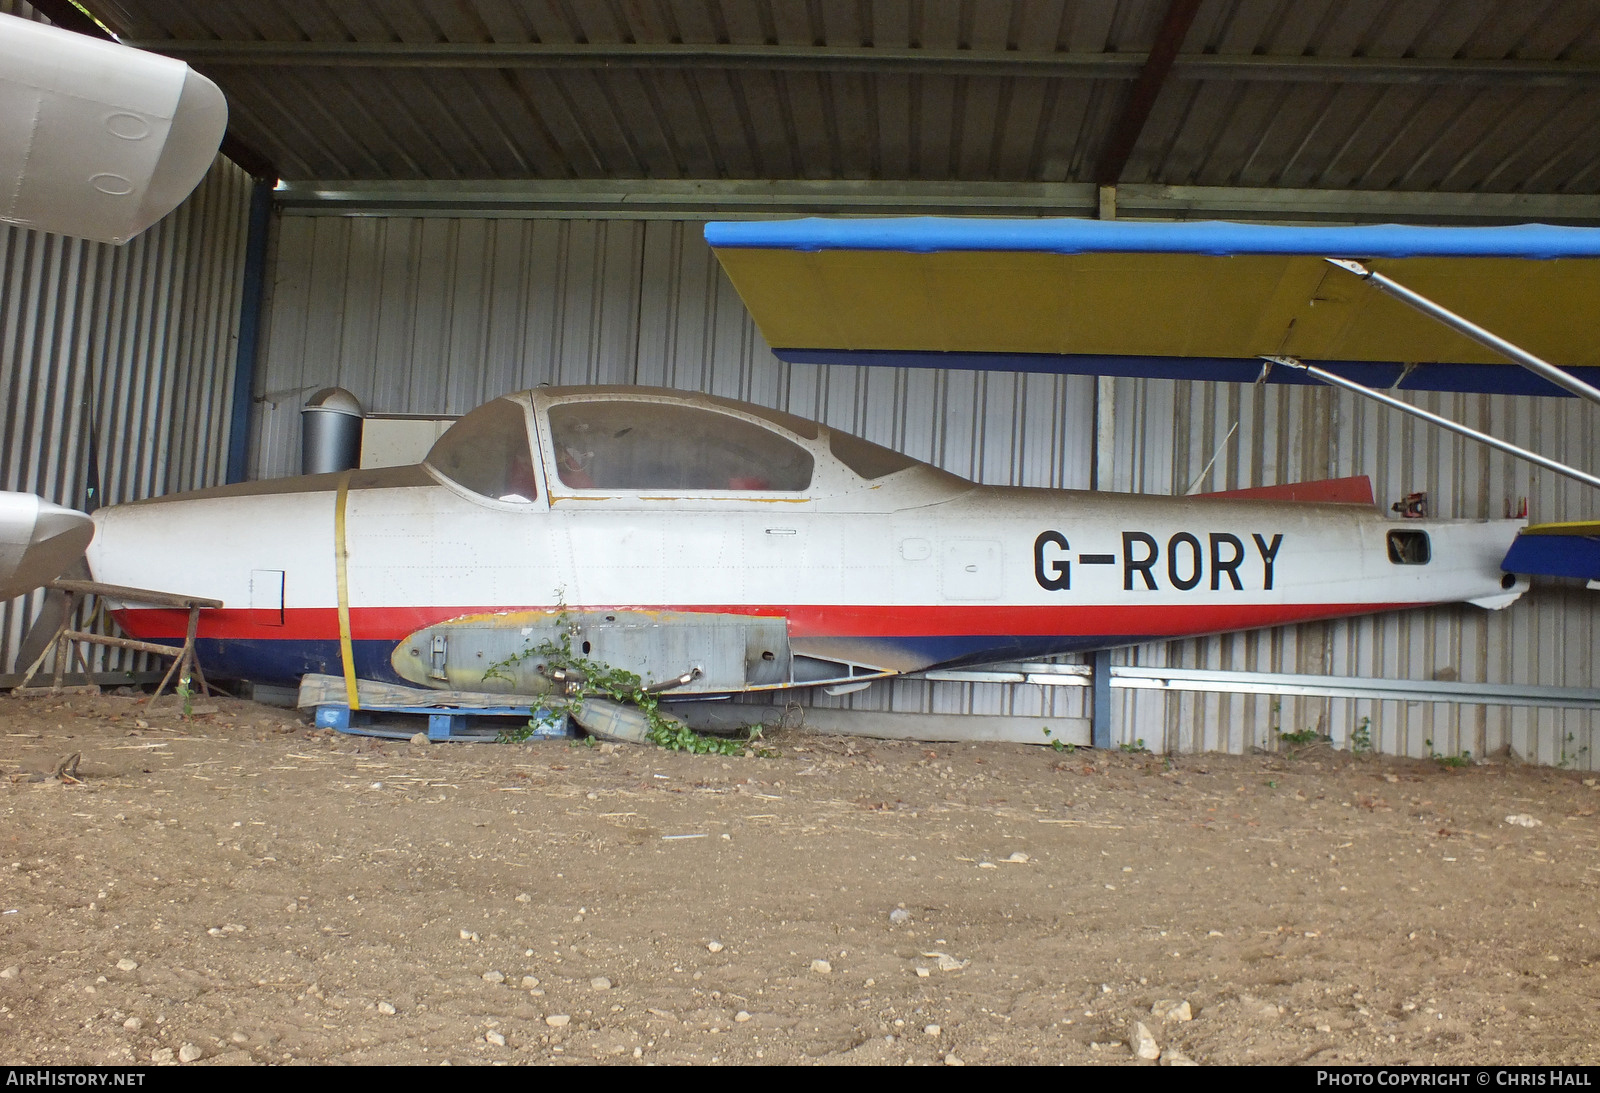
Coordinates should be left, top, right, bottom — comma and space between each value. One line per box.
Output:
1322, 258, 1600, 407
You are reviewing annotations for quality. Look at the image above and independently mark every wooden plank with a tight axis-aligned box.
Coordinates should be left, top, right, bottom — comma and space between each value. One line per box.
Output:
61, 630, 182, 657
0, 671, 166, 689
49, 579, 223, 610
296, 672, 553, 710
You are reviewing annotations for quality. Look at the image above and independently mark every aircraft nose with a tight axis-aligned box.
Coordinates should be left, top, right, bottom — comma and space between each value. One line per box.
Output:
0, 492, 95, 600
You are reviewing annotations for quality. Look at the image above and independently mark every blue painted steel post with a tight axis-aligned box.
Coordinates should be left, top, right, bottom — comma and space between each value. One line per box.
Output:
1092, 649, 1112, 750
226, 179, 273, 484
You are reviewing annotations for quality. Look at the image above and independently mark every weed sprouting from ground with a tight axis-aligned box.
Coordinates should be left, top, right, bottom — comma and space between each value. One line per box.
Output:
1350, 716, 1373, 755
1042, 727, 1074, 753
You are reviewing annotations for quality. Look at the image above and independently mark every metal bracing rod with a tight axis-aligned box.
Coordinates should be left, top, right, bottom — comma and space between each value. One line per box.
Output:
1262, 356, 1600, 491
923, 661, 1600, 711
1324, 258, 1600, 406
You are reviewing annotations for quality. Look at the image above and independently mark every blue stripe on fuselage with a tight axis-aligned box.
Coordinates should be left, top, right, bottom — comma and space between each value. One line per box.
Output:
183, 634, 1143, 687
189, 638, 407, 686
874, 633, 1149, 670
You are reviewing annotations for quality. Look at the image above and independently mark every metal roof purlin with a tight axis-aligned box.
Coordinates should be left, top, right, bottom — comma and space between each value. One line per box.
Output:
270, 180, 1600, 225
116, 40, 1600, 85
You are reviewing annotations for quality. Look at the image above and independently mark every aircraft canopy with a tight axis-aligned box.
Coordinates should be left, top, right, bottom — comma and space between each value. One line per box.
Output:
426, 388, 931, 501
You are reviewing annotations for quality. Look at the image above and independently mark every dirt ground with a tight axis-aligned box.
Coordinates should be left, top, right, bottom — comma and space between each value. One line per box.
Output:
2, 691, 1599, 1067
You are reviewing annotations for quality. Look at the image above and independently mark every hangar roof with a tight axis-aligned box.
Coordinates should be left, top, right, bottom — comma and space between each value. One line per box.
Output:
43, 1, 1600, 220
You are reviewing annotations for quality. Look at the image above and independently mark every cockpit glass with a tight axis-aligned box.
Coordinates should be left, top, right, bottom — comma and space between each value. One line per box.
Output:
828, 427, 920, 479
424, 398, 538, 503
547, 401, 814, 492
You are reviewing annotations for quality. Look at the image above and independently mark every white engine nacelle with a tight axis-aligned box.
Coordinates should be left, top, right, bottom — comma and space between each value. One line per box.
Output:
0, 12, 228, 245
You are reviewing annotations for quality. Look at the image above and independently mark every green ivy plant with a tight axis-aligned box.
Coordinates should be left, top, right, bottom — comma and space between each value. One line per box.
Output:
485, 609, 765, 756
1277, 727, 1322, 748
1558, 732, 1590, 770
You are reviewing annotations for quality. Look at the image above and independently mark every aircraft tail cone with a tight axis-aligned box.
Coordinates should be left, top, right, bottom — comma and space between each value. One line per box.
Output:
1434, 518, 1530, 610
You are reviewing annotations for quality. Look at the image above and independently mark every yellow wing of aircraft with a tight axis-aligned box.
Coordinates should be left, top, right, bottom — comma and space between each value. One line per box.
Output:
706, 217, 1600, 581
705, 218, 1600, 395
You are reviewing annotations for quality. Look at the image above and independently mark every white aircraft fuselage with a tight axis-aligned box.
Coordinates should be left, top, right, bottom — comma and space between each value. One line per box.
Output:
86, 386, 1528, 695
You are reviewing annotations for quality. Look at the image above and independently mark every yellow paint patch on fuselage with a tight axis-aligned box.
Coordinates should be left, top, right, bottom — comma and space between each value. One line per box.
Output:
1519, 520, 1600, 537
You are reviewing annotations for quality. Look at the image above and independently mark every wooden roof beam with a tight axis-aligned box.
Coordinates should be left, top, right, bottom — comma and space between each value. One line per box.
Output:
1094, 0, 1203, 187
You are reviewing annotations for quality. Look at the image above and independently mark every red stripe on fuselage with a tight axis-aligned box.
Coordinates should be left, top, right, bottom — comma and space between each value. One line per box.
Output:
114, 601, 1419, 643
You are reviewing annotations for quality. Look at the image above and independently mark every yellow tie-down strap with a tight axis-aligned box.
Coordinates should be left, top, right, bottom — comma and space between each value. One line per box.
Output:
334, 471, 359, 711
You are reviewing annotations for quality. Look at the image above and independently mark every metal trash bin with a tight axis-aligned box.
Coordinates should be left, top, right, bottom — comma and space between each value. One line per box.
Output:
301, 387, 363, 475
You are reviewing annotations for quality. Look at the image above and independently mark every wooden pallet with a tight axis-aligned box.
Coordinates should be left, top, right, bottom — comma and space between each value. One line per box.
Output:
312, 702, 570, 742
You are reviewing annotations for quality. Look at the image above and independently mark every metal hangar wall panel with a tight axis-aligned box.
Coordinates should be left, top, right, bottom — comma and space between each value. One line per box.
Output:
0, 135, 254, 676
1108, 375, 1599, 767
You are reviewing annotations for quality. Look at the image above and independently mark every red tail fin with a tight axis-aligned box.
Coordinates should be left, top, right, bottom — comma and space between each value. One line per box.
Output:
1195, 475, 1374, 505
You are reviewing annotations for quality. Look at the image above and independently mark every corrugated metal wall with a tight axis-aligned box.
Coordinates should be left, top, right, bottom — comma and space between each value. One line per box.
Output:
255, 213, 1599, 767
0, 141, 254, 673
1117, 377, 1600, 768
